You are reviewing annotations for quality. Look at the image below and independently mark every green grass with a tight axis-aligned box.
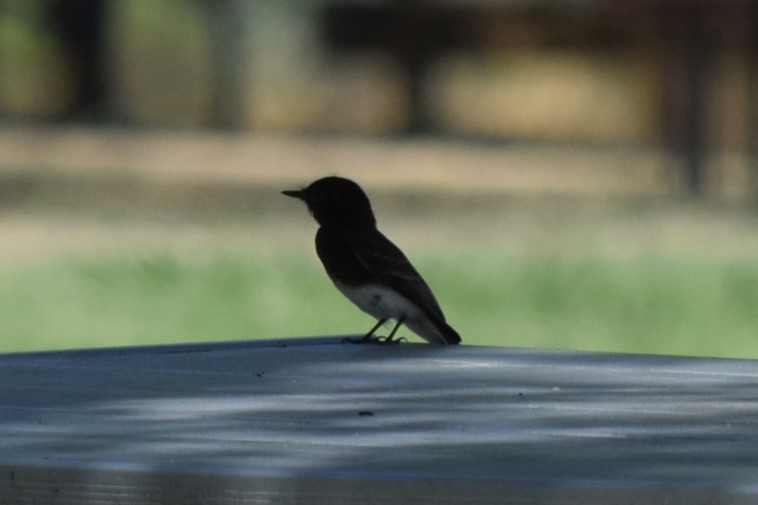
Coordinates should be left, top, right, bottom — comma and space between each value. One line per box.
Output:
1, 250, 756, 358
442, 254, 758, 357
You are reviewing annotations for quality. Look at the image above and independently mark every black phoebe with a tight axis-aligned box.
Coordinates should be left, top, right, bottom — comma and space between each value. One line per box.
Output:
282, 176, 461, 345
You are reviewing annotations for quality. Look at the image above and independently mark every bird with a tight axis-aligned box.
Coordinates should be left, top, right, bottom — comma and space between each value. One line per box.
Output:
282, 176, 461, 345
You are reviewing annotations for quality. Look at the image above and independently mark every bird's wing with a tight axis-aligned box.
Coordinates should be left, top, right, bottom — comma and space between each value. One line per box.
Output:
345, 229, 447, 322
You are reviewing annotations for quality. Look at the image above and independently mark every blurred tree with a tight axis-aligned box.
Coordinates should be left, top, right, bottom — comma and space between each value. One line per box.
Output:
109, 0, 213, 127
660, 5, 709, 195
325, 0, 454, 135
198, 0, 248, 129
750, 16, 758, 206
46, 0, 108, 121
0, 0, 71, 118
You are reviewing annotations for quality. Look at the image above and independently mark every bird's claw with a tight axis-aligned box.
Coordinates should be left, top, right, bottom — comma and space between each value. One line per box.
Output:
342, 334, 406, 345
376, 335, 405, 345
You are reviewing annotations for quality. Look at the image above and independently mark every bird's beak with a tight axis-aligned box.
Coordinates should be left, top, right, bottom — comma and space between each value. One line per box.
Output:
281, 189, 304, 199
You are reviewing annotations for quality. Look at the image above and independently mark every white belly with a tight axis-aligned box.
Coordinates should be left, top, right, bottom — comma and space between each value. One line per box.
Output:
334, 282, 422, 321
333, 281, 449, 344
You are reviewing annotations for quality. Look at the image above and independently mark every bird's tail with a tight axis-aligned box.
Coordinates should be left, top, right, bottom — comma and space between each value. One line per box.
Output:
437, 321, 462, 345
407, 316, 462, 345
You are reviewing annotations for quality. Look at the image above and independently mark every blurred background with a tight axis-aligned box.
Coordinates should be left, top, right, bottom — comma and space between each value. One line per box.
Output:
1, 0, 757, 356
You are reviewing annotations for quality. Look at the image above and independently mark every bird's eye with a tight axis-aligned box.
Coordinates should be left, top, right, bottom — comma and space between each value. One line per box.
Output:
306, 189, 326, 202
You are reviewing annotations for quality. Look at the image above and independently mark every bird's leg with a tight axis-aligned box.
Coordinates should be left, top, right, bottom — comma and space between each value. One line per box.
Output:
378, 317, 406, 345
343, 319, 387, 344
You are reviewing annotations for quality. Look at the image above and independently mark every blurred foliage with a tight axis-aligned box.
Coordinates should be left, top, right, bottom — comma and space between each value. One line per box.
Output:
1, 0, 749, 146
110, 0, 213, 125
0, 0, 72, 116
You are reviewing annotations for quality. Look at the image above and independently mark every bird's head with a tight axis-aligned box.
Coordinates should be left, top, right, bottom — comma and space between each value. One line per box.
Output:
282, 176, 376, 228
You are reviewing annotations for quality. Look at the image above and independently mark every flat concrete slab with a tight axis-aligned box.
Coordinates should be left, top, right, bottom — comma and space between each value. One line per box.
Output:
1, 337, 757, 504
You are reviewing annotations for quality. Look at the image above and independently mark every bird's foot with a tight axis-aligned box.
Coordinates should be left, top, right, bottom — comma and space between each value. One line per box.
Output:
342, 334, 405, 345
376, 335, 406, 345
